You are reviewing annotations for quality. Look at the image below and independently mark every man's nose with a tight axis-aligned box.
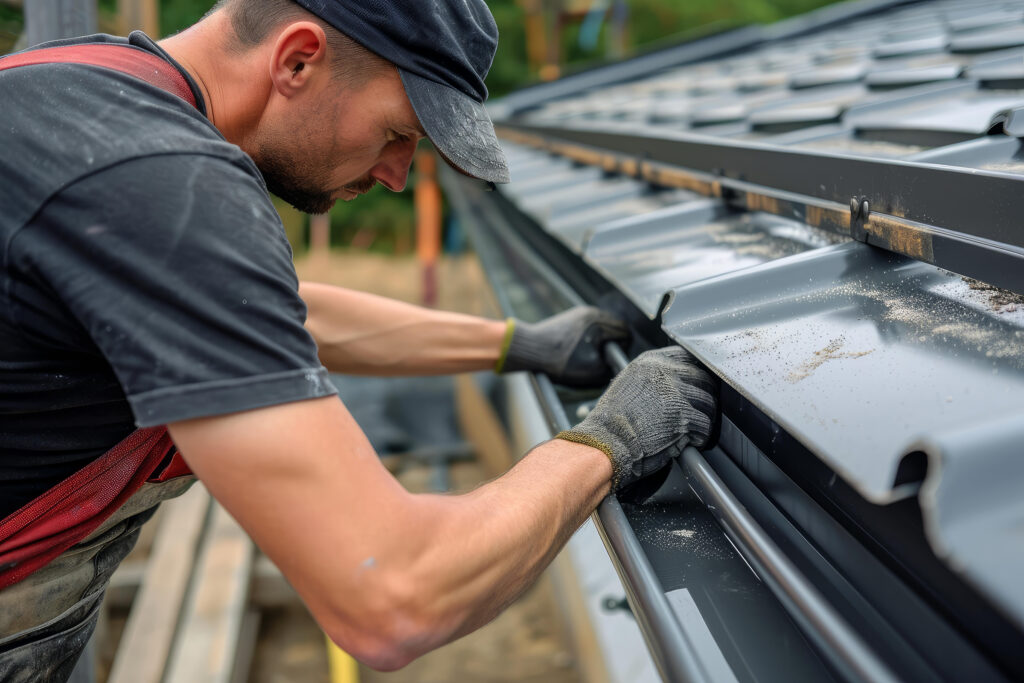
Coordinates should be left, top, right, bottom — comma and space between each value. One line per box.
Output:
370, 138, 419, 192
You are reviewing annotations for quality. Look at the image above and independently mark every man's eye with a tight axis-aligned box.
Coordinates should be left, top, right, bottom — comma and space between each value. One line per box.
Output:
387, 130, 410, 143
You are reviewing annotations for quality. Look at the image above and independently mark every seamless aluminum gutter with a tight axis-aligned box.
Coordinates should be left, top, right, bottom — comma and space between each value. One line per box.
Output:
493, 208, 896, 683
482, 0, 1024, 652
445, 168, 893, 681
444, 160, 1021, 679
449, 0, 1024, 677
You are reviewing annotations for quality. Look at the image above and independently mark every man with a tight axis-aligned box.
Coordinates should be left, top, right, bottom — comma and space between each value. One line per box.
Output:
0, 0, 717, 677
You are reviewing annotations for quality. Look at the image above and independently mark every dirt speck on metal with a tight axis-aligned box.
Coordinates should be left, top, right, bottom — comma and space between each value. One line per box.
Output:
962, 276, 1024, 313
788, 337, 873, 382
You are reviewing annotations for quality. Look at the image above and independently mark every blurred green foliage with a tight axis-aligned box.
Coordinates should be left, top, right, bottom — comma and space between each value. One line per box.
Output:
2, 0, 840, 253
0, 7, 22, 54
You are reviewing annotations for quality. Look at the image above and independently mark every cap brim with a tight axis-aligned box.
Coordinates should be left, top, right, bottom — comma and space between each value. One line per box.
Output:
400, 69, 510, 184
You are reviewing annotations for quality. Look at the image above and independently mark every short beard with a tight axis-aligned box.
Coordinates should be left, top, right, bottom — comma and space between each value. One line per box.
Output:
252, 146, 336, 215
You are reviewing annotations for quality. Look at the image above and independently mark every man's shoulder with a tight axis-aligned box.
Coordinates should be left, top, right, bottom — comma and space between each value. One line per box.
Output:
0, 35, 256, 235
0, 51, 239, 166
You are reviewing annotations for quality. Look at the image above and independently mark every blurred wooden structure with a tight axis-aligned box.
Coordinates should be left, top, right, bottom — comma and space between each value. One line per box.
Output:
517, 0, 629, 81
117, 0, 158, 37
309, 213, 332, 278
104, 485, 298, 683
414, 150, 442, 307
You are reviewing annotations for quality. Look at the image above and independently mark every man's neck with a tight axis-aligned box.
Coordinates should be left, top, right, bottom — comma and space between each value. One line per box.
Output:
158, 13, 269, 148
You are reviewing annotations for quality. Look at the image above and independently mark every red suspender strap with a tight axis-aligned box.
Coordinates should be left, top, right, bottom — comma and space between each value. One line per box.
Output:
0, 428, 178, 590
0, 43, 197, 109
0, 42, 197, 589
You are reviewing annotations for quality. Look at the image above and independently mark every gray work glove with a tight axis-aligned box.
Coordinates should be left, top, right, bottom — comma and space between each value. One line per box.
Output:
496, 306, 630, 388
556, 347, 718, 490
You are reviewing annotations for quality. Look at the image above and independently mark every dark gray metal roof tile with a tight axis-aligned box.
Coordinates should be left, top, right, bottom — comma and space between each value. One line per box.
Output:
789, 64, 871, 90
659, 241, 1024, 503
583, 210, 845, 317
545, 190, 700, 253
518, 176, 646, 222
951, 25, 1024, 53
485, 0, 1024, 645
873, 33, 949, 59
865, 63, 963, 88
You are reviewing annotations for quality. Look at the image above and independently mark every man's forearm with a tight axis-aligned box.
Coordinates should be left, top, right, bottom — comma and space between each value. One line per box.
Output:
300, 281, 506, 375
395, 439, 612, 650
314, 436, 613, 668
171, 396, 611, 670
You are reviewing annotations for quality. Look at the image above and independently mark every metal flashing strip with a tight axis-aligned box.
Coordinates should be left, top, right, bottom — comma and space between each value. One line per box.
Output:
584, 206, 845, 318
496, 122, 1024, 295
915, 413, 1024, 634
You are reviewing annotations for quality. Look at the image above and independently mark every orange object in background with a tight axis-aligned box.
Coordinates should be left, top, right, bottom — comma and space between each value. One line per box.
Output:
415, 150, 442, 307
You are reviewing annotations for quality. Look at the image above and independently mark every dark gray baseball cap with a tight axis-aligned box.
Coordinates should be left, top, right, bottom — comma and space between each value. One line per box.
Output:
293, 0, 510, 183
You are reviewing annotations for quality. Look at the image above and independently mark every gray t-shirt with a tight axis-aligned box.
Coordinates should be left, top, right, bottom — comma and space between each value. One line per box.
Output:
0, 32, 337, 517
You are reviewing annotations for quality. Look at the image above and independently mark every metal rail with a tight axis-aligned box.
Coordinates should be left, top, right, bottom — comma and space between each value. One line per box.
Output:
497, 122, 1024, 295
453, 168, 722, 681
530, 372, 713, 683
606, 340, 897, 682
542, 339, 902, 682
496, 206, 716, 681
683, 448, 899, 683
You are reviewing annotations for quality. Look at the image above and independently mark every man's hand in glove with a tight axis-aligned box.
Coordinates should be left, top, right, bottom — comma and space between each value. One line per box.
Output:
556, 347, 718, 490
495, 306, 630, 387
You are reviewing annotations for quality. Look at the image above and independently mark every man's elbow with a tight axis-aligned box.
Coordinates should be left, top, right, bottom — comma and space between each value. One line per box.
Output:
333, 633, 417, 673
322, 579, 447, 672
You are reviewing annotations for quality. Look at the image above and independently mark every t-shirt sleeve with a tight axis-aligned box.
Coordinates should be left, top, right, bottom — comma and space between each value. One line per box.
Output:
12, 152, 337, 427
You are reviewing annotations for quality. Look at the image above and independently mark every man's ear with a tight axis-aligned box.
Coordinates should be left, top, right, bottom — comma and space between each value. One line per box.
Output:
269, 21, 329, 97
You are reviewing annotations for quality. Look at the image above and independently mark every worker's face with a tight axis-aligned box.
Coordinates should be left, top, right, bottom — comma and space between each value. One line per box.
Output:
251, 67, 424, 215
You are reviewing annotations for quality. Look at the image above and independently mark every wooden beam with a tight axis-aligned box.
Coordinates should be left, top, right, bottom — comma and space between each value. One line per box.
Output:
228, 609, 262, 683
107, 485, 211, 683
165, 502, 255, 683
117, 0, 158, 37
455, 373, 513, 478
106, 551, 301, 612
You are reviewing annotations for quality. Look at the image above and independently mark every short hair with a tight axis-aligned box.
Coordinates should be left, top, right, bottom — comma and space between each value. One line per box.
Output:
213, 0, 391, 87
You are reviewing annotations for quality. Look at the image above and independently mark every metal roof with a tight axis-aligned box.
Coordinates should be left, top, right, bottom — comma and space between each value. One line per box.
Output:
480, 0, 1024, 653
